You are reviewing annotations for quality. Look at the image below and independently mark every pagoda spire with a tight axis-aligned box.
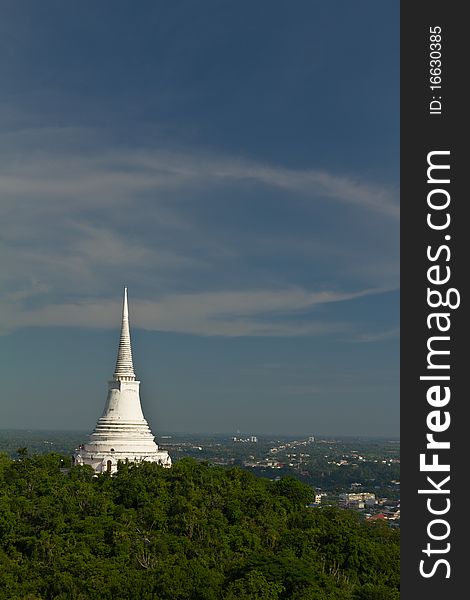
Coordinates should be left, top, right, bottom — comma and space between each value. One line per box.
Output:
113, 287, 136, 380
74, 287, 172, 473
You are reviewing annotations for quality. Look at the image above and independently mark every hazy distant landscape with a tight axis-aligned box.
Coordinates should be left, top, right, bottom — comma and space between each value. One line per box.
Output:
0, 430, 400, 503
0, 430, 399, 458
0, 430, 86, 457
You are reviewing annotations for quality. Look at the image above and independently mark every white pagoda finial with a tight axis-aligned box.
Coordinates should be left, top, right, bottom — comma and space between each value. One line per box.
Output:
113, 287, 136, 380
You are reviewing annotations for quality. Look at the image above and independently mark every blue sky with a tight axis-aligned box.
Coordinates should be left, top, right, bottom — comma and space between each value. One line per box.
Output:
0, 1, 399, 436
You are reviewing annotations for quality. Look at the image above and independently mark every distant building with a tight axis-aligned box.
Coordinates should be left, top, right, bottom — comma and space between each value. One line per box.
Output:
339, 492, 376, 509
367, 513, 387, 521
233, 435, 258, 443
73, 288, 171, 474
350, 482, 363, 490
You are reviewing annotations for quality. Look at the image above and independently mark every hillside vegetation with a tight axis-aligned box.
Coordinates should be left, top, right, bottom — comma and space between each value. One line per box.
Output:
0, 454, 399, 600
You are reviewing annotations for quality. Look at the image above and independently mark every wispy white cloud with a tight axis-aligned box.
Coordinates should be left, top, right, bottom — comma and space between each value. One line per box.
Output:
349, 328, 400, 343
0, 128, 399, 218
0, 126, 398, 336
0, 286, 390, 337
206, 158, 399, 218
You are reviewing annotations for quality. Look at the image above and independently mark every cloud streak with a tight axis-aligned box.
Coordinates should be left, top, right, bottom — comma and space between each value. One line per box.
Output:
1, 286, 391, 337
0, 138, 399, 218
0, 126, 398, 337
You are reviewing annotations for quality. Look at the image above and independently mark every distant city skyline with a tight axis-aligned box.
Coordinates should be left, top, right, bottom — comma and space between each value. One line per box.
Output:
0, 2, 399, 436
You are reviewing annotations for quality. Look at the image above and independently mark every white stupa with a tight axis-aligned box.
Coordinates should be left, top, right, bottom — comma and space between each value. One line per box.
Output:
73, 288, 171, 474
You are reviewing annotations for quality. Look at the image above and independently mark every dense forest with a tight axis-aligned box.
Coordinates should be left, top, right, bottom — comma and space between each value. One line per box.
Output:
0, 453, 399, 600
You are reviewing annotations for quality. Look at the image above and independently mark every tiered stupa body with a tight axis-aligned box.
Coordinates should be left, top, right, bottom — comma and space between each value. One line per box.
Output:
74, 288, 171, 474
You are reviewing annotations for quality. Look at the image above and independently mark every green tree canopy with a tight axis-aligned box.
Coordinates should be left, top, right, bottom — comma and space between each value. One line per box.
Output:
0, 455, 399, 600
